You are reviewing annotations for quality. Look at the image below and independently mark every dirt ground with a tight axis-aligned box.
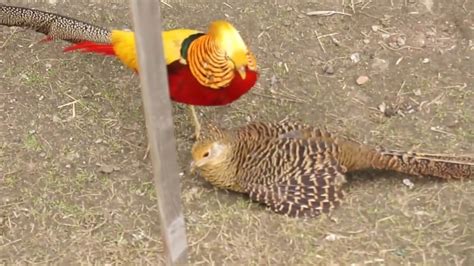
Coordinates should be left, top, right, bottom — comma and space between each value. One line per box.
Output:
1, 0, 473, 264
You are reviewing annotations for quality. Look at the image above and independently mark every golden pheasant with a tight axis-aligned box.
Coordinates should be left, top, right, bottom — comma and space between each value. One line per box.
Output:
0, 4, 258, 137
191, 121, 473, 217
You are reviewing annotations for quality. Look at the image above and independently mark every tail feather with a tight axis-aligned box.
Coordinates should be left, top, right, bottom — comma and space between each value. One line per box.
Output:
371, 148, 473, 179
63, 41, 115, 56
1, 5, 111, 44
266, 122, 473, 180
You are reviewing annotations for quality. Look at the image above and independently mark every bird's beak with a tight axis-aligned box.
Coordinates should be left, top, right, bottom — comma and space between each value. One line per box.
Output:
237, 66, 247, 80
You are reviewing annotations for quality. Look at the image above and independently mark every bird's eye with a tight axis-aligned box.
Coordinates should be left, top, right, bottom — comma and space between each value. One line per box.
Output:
203, 152, 210, 158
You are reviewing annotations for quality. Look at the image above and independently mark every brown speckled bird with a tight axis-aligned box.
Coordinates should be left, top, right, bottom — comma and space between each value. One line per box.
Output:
191, 121, 473, 218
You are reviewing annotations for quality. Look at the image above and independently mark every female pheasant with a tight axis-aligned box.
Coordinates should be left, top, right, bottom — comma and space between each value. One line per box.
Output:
0, 4, 258, 137
191, 121, 473, 218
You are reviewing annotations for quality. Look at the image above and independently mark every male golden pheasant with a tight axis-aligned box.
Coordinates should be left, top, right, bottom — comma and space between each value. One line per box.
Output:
191, 121, 473, 217
0, 4, 258, 137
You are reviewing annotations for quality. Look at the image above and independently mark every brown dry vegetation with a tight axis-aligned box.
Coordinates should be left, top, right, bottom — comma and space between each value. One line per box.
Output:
0, 0, 473, 264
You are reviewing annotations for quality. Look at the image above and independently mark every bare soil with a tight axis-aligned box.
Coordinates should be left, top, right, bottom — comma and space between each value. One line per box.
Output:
1, 0, 473, 264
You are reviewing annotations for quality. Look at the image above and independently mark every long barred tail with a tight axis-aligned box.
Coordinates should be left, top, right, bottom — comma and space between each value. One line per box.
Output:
369, 148, 473, 179
234, 122, 474, 180
0, 4, 111, 45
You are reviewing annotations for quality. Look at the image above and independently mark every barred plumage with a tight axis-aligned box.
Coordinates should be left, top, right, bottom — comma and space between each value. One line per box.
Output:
191, 122, 473, 218
0, 5, 110, 43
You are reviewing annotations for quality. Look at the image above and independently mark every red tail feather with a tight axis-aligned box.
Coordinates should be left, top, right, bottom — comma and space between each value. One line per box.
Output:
63, 41, 116, 56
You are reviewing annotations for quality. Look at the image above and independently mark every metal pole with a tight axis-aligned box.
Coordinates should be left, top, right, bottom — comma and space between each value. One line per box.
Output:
129, 0, 188, 264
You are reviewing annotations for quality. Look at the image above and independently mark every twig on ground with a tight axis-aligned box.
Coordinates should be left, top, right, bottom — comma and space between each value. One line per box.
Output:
430, 127, 455, 136
314, 30, 326, 53
160, 0, 172, 8
306, 10, 352, 17
1, 28, 18, 49
378, 41, 423, 51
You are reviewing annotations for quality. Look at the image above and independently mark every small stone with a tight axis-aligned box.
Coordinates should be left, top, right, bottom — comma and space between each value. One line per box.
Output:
380, 103, 398, 117
98, 164, 119, 174
331, 36, 341, 46
350, 53, 361, 63
422, 58, 430, 64
371, 25, 381, 32
378, 102, 387, 113
323, 64, 335, 75
363, 39, 370, 44
270, 75, 278, 87
396, 36, 406, 46
325, 233, 344, 241
356, 75, 369, 85
403, 178, 415, 189
388, 40, 398, 48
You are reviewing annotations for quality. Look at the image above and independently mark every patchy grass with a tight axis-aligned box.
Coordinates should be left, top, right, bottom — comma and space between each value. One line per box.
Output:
0, 0, 473, 264
23, 132, 42, 152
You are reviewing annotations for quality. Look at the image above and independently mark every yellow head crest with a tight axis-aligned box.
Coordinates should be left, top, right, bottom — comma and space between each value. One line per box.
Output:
208, 20, 252, 79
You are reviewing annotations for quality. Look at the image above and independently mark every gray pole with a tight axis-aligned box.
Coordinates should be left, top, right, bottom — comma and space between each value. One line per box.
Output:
129, 0, 188, 264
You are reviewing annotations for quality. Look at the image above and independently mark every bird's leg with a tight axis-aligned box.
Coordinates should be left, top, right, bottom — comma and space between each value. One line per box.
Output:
189, 106, 201, 139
